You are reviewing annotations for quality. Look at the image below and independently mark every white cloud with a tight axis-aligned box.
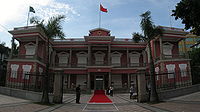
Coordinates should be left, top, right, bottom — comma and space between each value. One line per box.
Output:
0, 0, 79, 27
0, 0, 79, 47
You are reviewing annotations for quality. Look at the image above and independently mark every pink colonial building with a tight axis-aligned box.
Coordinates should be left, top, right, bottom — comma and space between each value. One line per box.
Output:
6, 26, 192, 94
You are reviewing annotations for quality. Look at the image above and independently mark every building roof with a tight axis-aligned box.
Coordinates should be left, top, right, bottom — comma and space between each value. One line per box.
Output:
89, 28, 110, 32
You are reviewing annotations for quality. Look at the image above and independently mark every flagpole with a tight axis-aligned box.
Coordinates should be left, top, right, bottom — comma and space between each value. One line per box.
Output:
27, 7, 30, 26
99, 4, 101, 28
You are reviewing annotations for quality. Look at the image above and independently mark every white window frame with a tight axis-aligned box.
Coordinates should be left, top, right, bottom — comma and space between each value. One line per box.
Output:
179, 64, 187, 77
111, 51, 122, 66
76, 52, 88, 66
155, 67, 159, 80
94, 51, 105, 65
39, 67, 43, 75
10, 64, 19, 78
25, 42, 36, 56
163, 42, 173, 58
166, 64, 175, 79
57, 52, 69, 66
129, 52, 140, 66
22, 65, 32, 79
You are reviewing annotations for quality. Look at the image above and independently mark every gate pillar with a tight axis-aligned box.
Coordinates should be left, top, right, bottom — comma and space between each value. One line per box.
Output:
53, 72, 63, 103
137, 73, 148, 102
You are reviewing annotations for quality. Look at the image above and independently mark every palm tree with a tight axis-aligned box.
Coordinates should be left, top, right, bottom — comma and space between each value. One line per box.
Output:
139, 11, 162, 102
30, 15, 65, 104
30, 15, 65, 39
132, 32, 143, 43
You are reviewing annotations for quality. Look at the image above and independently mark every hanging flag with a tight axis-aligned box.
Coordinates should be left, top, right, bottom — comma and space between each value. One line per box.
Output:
29, 6, 35, 13
100, 4, 108, 13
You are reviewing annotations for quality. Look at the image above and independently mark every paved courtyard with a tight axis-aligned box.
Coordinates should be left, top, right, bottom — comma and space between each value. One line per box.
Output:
0, 92, 200, 112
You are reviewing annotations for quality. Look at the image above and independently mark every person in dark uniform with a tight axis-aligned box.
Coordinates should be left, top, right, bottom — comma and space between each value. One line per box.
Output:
76, 85, 81, 104
130, 85, 134, 99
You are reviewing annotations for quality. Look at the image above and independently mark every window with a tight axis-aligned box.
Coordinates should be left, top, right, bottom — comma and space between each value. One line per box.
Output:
94, 51, 105, 65
39, 67, 43, 75
129, 52, 140, 66
25, 43, 35, 57
10, 64, 19, 78
22, 65, 32, 79
155, 67, 159, 80
166, 64, 175, 79
179, 64, 187, 77
76, 52, 87, 66
111, 51, 122, 66
58, 52, 69, 66
163, 42, 173, 58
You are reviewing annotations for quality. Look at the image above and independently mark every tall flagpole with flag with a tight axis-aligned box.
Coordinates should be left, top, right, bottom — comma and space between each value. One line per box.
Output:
99, 4, 108, 28
27, 6, 35, 26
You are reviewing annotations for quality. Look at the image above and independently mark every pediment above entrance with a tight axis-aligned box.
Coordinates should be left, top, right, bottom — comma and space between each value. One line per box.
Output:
84, 28, 115, 43
89, 28, 110, 36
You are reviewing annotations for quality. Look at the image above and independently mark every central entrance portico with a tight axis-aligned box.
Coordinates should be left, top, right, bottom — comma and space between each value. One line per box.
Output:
95, 75, 104, 90
90, 72, 109, 90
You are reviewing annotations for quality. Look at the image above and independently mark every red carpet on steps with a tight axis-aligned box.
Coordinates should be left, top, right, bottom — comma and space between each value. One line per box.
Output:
88, 90, 112, 103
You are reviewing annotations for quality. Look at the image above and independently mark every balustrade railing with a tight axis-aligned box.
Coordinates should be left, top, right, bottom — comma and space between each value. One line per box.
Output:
155, 54, 188, 62
11, 55, 45, 63
54, 62, 146, 68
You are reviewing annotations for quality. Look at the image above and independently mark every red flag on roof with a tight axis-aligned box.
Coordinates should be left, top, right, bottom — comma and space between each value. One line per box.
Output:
100, 4, 108, 13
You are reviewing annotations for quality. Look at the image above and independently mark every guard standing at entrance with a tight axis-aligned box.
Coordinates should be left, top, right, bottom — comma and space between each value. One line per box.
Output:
109, 86, 114, 96
76, 85, 81, 104
130, 85, 135, 99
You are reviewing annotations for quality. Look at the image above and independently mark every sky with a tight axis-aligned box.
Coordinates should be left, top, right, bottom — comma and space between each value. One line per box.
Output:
0, 0, 184, 48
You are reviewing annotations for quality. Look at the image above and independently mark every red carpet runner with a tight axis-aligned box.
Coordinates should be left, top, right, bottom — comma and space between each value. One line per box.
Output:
88, 90, 112, 103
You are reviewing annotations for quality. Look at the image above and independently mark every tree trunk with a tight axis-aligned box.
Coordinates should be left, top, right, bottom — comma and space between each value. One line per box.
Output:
41, 37, 50, 104
41, 74, 49, 103
147, 41, 159, 102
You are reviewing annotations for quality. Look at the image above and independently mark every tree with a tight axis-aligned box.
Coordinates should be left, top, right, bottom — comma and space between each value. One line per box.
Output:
139, 11, 162, 102
0, 42, 10, 86
30, 15, 65, 39
172, 0, 200, 35
132, 32, 143, 43
13, 42, 19, 55
30, 15, 66, 104
189, 48, 200, 84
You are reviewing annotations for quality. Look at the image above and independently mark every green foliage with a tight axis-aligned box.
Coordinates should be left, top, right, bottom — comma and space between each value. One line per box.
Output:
172, 0, 200, 35
30, 15, 66, 39
13, 42, 18, 55
140, 11, 162, 41
189, 48, 200, 84
0, 42, 10, 56
132, 32, 143, 43
189, 48, 200, 66
139, 11, 162, 102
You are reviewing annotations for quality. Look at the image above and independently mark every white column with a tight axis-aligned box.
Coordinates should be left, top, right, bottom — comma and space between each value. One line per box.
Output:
109, 72, 111, 87
35, 37, 38, 59
137, 73, 148, 102
127, 74, 130, 89
87, 73, 91, 93
68, 74, 71, 88
53, 72, 63, 103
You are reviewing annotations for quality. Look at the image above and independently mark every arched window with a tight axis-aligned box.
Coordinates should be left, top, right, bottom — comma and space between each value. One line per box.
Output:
57, 52, 69, 66
76, 52, 88, 66
94, 51, 105, 65
163, 42, 173, 58
129, 52, 140, 67
111, 51, 122, 66
25, 42, 35, 58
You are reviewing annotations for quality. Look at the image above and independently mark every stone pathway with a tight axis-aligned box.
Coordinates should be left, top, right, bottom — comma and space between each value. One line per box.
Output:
0, 92, 200, 112
151, 91, 200, 112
